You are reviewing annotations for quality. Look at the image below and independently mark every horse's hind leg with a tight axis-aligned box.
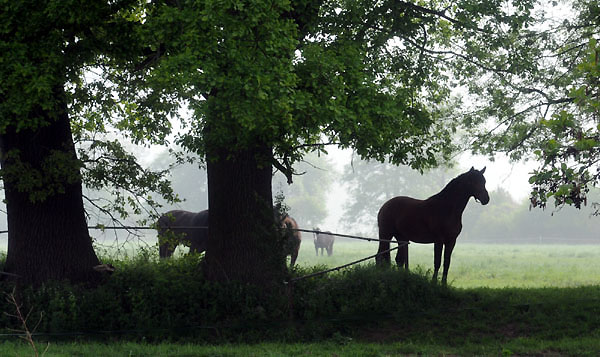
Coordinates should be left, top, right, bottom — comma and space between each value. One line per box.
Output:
432, 243, 443, 281
394, 243, 408, 269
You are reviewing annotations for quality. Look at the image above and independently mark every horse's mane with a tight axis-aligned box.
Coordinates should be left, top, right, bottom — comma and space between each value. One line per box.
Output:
430, 171, 472, 199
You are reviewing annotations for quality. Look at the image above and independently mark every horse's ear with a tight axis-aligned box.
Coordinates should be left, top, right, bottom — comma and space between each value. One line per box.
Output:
480, 166, 486, 174
469, 166, 475, 172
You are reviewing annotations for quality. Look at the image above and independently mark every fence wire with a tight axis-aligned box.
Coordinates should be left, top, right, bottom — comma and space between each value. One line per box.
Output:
1, 225, 410, 283
287, 243, 406, 283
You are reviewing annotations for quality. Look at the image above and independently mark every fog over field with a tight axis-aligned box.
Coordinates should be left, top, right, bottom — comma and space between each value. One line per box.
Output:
0, 149, 598, 253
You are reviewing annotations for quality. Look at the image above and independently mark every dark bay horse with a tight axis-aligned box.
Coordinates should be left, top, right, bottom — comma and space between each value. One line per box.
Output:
157, 209, 302, 266
157, 210, 209, 258
376, 167, 489, 284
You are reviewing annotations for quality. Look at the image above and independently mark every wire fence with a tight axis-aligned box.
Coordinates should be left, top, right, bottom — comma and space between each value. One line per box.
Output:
286, 244, 405, 283
0, 225, 407, 283
92, 225, 407, 282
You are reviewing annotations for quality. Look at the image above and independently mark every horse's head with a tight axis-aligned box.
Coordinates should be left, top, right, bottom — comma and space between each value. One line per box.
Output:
466, 167, 490, 205
313, 227, 321, 241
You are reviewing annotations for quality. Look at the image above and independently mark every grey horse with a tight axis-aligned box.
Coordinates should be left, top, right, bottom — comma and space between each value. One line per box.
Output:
313, 228, 335, 256
157, 210, 209, 258
157, 209, 302, 266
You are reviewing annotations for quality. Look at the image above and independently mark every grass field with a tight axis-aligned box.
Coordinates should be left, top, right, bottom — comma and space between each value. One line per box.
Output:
8, 236, 600, 288
88, 235, 600, 288
295, 239, 600, 288
4, 240, 600, 355
3, 336, 600, 356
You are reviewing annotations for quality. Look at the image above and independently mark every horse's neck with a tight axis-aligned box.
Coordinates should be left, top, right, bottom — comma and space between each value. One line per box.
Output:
430, 184, 471, 215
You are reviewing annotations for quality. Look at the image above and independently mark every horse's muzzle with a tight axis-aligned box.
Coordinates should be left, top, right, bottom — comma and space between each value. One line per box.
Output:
476, 194, 490, 205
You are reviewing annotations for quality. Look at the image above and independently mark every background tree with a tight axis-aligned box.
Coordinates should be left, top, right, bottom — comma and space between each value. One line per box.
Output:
273, 153, 334, 229
0, 0, 176, 285
149, 150, 208, 213
120, 0, 538, 287
452, 0, 600, 211
340, 160, 460, 232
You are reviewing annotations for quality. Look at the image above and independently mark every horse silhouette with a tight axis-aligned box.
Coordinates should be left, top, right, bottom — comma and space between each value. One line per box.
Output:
376, 167, 489, 284
157, 210, 209, 258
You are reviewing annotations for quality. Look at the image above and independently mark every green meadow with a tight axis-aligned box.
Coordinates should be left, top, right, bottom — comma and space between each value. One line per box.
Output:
4, 240, 600, 356
93, 235, 600, 288
296, 239, 600, 288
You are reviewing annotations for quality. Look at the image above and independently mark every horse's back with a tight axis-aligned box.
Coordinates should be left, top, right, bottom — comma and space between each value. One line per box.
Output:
282, 215, 302, 244
158, 210, 209, 255
281, 215, 302, 265
316, 231, 335, 246
378, 196, 426, 225
160, 210, 206, 226
158, 210, 208, 241
378, 196, 435, 243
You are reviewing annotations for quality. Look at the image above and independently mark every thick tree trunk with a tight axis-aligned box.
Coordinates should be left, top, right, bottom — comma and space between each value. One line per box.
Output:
0, 105, 101, 286
204, 144, 286, 288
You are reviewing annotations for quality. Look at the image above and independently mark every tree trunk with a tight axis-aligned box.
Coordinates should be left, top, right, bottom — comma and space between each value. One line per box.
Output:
204, 144, 286, 288
0, 104, 101, 286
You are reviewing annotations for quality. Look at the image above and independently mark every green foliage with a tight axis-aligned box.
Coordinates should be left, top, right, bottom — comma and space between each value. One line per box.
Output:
456, 0, 600, 210
116, 0, 510, 179
527, 37, 600, 210
0, 255, 274, 341
292, 265, 454, 322
0, 148, 83, 203
0, 0, 178, 223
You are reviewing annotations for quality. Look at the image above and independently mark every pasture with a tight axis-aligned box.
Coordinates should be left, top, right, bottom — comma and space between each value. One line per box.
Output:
3, 238, 600, 355
295, 239, 600, 288
6, 231, 600, 288
84, 232, 600, 289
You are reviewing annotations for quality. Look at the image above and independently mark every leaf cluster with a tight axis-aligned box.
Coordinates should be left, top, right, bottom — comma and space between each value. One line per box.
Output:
528, 36, 600, 210
451, 0, 600, 209
1, 1, 182, 222
117, 0, 509, 180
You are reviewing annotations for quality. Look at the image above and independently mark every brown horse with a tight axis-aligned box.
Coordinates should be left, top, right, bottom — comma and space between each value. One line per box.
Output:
280, 214, 302, 266
376, 167, 489, 284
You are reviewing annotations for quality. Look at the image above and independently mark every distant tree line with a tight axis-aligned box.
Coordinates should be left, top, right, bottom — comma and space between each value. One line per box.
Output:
463, 188, 600, 244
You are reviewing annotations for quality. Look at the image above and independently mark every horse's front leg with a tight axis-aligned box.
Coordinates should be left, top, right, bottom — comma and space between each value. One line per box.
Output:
441, 240, 456, 285
432, 243, 443, 281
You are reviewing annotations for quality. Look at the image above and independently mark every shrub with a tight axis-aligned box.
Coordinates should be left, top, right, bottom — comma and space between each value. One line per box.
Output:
0, 255, 460, 342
